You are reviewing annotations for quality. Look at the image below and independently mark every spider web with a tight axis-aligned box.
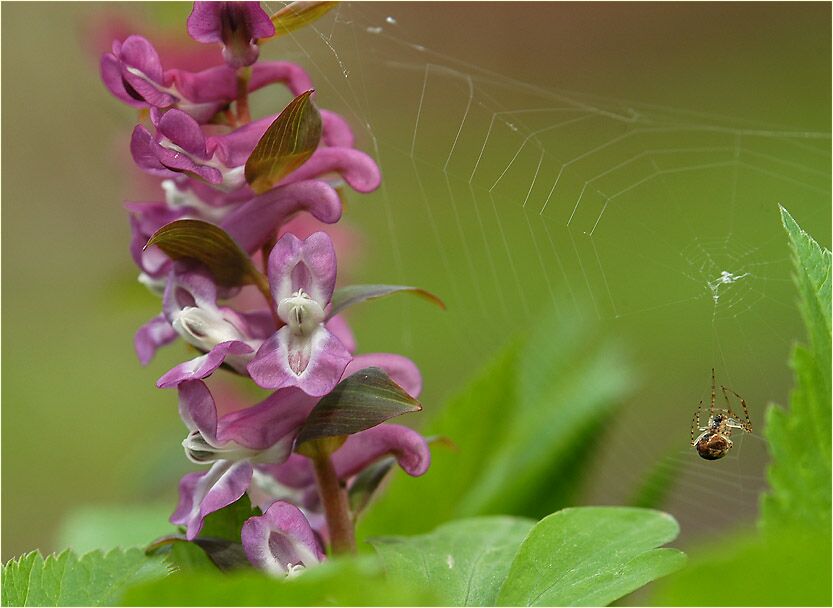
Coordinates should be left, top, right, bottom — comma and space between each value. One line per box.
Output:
261, 3, 831, 542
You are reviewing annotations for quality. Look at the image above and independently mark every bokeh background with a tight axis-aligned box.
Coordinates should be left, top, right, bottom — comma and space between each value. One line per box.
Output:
2, 1, 829, 585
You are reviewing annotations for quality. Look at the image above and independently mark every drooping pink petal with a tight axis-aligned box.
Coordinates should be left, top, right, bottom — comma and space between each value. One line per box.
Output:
134, 314, 177, 365
333, 424, 431, 478
242, 501, 324, 576
222, 181, 342, 254
250, 61, 314, 97
156, 340, 254, 388
171, 460, 254, 540
156, 109, 210, 158
320, 110, 355, 148
187, 2, 275, 68
280, 147, 381, 193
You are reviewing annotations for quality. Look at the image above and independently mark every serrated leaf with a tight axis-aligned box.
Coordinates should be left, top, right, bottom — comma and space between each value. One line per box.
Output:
295, 367, 422, 447
244, 90, 321, 194
269, 1, 338, 37
146, 219, 267, 291
121, 555, 439, 606
496, 507, 686, 606
762, 207, 832, 531
370, 517, 534, 606
1, 549, 169, 607
329, 284, 445, 318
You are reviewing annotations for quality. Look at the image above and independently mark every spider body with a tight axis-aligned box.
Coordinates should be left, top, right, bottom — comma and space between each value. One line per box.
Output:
690, 369, 752, 460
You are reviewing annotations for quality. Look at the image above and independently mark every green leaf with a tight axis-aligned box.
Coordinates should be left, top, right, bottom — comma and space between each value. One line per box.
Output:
199, 494, 259, 542
496, 507, 686, 606
269, 1, 338, 37
370, 517, 535, 606
147, 536, 250, 573
329, 284, 446, 318
348, 456, 397, 517
145, 219, 267, 291
295, 367, 422, 448
244, 90, 321, 195
121, 555, 439, 606
57, 503, 174, 553
762, 207, 831, 531
1, 549, 169, 607
359, 310, 631, 538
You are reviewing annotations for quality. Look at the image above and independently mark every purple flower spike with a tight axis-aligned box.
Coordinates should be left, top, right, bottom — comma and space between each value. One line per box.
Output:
242, 501, 324, 576
172, 379, 317, 539
248, 232, 351, 396
188, 2, 276, 69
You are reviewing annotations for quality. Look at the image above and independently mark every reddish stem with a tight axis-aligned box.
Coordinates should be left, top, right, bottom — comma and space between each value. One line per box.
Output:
310, 445, 356, 555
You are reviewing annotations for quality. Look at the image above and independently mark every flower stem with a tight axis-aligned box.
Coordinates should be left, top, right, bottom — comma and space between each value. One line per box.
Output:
309, 442, 356, 555
236, 67, 252, 124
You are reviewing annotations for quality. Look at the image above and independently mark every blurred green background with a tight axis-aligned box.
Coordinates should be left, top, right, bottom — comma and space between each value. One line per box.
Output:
2, 0, 829, 578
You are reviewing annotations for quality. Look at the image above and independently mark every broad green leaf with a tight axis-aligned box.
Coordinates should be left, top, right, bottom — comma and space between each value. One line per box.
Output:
121, 555, 439, 606
762, 207, 832, 532
57, 503, 174, 553
329, 284, 446, 318
1, 549, 169, 607
146, 219, 267, 292
370, 517, 535, 606
651, 527, 831, 606
198, 494, 259, 542
269, 1, 338, 37
244, 90, 321, 194
148, 536, 250, 573
359, 310, 631, 538
496, 507, 686, 606
295, 367, 422, 447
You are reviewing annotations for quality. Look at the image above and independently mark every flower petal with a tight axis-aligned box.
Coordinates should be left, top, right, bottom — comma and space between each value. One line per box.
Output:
320, 110, 355, 148
267, 232, 337, 306
248, 325, 351, 396
134, 314, 177, 365
280, 147, 381, 193
218, 387, 316, 451
250, 61, 314, 97
334, 424, 431, 478
171, 460, 254, 540
221, 181, 342, 254
242, 501, 323, 576
325, 315, 356, 354
156, 340, 254, 388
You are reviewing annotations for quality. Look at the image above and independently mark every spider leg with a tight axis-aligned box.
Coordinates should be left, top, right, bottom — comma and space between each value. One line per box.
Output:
710, 368, 717, 417
691, 400, 704, 446
722, 385, 752, 432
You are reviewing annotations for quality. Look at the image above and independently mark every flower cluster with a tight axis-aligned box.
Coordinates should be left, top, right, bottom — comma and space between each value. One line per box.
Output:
102, 2, 436, 576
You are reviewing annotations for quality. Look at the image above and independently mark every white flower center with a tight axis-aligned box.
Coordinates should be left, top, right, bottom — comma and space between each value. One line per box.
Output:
173, 306, 245, 351
182, 430, 257, 464
277, 290, 325, 337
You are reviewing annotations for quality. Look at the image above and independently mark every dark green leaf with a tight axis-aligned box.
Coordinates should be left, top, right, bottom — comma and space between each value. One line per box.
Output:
1, 549, 169, 607
121, 555, 439, 606
761, 207, 832, 532
348, 456, 397, 517
496, 507, 686, 606
329, 284, 446, 318
295, 367, 422, 447
269, 1, 338, 37
147, 536, 250, 573
370, 517, 535, 606
244, 90, 321, 194
146, 220, 267, 291
199, 494, 259, 542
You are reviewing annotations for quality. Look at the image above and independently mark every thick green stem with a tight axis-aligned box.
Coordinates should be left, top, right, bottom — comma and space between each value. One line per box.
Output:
310, 442, 356, 555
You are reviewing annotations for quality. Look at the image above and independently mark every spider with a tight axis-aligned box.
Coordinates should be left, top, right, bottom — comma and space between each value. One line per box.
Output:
690, 368, 752, 460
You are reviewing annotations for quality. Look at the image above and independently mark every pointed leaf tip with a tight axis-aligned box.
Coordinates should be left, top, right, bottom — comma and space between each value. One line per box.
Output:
145, 219, 267, 290
244, 90, 322, 194
329, 284, 446, 318
295, 367, 422, 447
